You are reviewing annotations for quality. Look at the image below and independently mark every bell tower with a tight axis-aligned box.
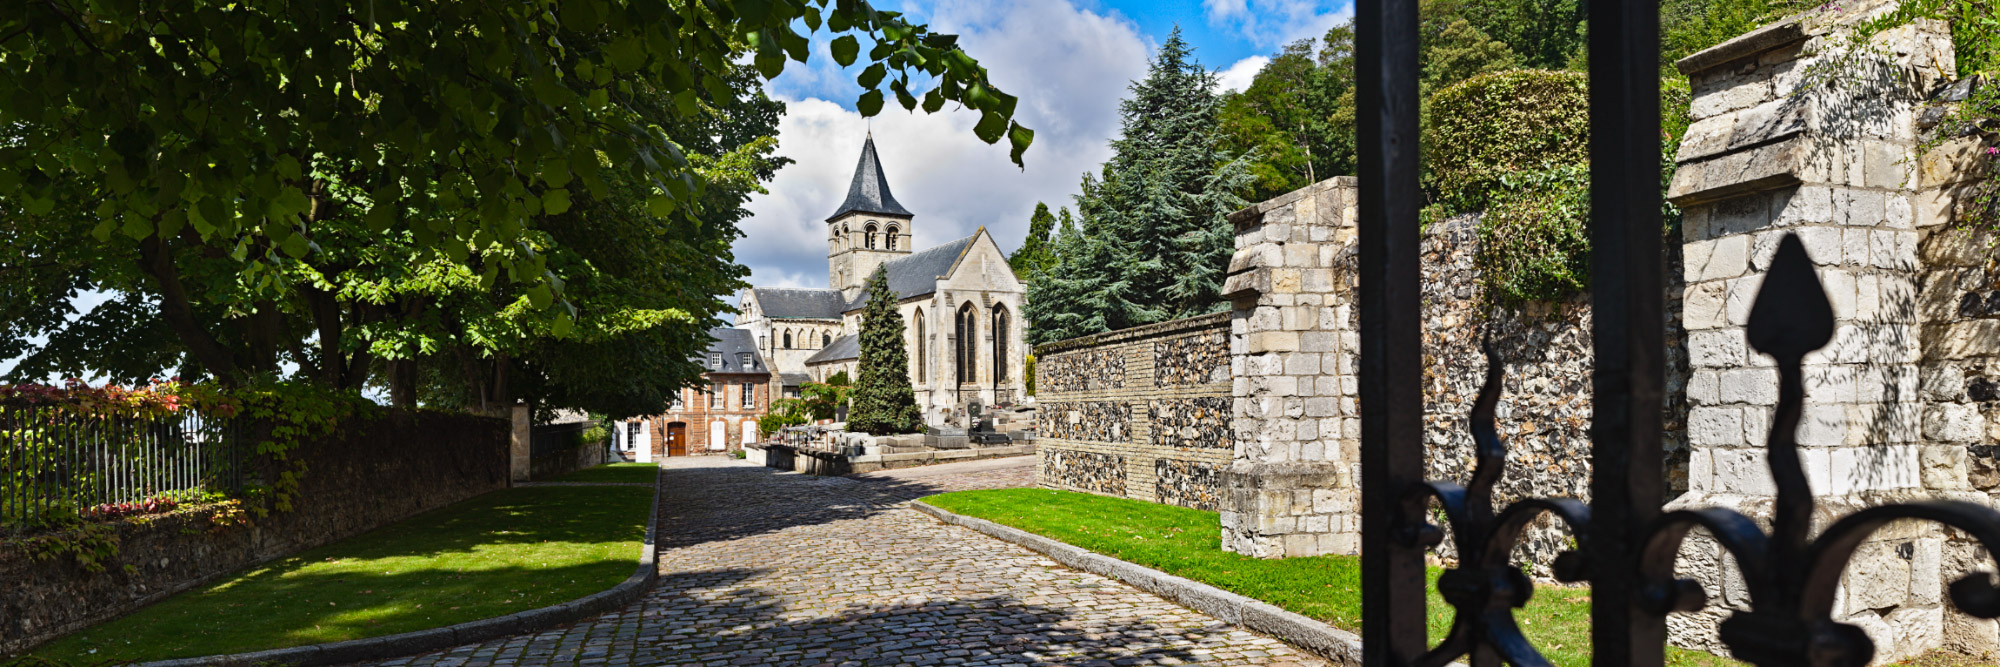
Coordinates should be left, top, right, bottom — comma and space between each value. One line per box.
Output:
826, 134, 914, 298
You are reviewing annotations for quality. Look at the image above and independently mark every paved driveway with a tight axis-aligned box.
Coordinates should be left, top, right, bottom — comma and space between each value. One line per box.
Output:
372, 456, 1326, 667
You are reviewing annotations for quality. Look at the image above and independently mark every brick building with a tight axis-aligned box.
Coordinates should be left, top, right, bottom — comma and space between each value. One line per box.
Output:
617, 328, 773, 459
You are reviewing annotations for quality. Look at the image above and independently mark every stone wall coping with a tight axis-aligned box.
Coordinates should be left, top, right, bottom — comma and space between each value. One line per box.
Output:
1226, 176, 1358, 228
132, 471, 666, 667
911, 500, 1444, 667
1034, 311, 1230, 357
1674, 14, 1808, 76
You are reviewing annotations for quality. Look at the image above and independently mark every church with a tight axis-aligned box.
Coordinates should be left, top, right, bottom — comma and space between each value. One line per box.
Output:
736, 135, 1029, 427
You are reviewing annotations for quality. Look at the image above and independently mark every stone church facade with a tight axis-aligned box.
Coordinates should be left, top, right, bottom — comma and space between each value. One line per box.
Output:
736, 135, 1029, 426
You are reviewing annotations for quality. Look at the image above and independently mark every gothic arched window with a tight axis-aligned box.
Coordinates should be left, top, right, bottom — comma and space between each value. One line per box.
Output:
991, 304, 1010, 383
956, 302, 978, 385
886, 225, 900, 251
913, 308, 926, 383
783, 331, 793, 349
823, 333, 832, 347
865, 223, 879, 250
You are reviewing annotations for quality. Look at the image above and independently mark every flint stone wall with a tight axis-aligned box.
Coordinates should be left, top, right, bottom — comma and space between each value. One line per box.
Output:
1419, 216, 1690, 575
1035, 313, 1233, 509
0, 409, 509, 655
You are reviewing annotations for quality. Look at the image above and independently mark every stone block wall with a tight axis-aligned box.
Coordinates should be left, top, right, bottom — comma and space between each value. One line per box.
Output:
1034, 312, 1233, 510
1664, 4, 1974, 662
1, 409, 510, 655
1915, 81, 2000, 657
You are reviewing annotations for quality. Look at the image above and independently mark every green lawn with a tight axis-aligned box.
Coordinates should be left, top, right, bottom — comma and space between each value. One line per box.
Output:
34, 485, 654, 663
924, 488, 1741, 667
550, 462, 659, 484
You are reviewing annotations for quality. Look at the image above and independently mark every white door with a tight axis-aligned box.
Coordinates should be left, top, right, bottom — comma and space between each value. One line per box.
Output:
741, 421, 758, 447
709, 421, 726, 451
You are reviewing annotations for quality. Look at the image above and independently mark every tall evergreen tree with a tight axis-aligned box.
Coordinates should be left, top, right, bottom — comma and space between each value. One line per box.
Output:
847, 268, 923, 434
1009, 202, 1062, 279
1025, 29, 1254, 345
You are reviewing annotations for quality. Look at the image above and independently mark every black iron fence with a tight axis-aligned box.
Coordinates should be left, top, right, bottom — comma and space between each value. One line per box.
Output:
0, 404, 246, 531
1355, 1, 2000, 666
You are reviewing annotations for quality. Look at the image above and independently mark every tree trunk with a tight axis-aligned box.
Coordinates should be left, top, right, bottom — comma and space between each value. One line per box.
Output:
138, 234, 244, 384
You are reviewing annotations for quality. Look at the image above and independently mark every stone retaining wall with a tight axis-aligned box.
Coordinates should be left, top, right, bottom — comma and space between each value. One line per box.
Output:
0, 409, 509, 655
1034, 312, 1233, 510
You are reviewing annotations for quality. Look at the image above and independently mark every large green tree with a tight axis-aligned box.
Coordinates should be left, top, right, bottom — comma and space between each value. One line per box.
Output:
0, 0, 1033, 417
1217, 24, 1356, 201
846, 269, 921, 434
1025, 30, 1253, 345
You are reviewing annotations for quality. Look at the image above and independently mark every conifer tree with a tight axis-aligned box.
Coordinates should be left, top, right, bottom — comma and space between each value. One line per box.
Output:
847, 268, 923, 434
1025, 28, 1253, 345
1009, 202, 1063, 279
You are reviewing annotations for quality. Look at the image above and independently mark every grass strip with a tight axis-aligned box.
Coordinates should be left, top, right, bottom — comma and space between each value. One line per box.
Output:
550, 462, 660, 485
924, 488, 1741, 667
34, 485, 653, 664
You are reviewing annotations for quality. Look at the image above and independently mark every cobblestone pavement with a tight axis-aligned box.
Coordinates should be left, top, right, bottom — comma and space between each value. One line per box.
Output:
370, 456, 1327, 667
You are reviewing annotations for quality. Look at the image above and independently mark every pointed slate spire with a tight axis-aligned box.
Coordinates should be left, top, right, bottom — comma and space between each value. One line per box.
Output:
826, 135, 913, 221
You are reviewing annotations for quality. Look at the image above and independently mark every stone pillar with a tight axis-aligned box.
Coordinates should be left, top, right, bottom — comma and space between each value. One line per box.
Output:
1666, 4, 1959, 662
1219, 176, 1363, 558
510, 404, 532, 484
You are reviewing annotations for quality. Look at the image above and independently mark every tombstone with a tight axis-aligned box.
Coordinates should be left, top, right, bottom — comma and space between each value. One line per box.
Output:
968, 401, 1011, 445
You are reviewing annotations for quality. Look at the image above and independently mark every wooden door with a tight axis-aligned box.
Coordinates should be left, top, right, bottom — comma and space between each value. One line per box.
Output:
666, 423, 688, 457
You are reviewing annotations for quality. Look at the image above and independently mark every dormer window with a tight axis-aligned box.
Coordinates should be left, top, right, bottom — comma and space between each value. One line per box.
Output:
738, 353, 753, 369
708, 352, 722, 369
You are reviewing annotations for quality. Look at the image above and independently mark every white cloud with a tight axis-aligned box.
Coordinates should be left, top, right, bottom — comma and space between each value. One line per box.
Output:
1215, 55, 1269, 93
732, 0, 1150, 307
1204, 0, 1353, 49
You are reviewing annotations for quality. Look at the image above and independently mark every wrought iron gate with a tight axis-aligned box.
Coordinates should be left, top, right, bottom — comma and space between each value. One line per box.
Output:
1352, 1, 2000, 665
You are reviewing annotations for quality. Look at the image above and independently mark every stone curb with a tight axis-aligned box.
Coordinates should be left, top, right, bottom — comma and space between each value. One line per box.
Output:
911, 500, 1366, 666
131, 468, 666, 667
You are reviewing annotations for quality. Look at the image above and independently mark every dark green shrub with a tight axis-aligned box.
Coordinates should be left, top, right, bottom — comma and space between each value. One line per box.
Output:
1424, 70, 1589, 214
1476, 166, 1591, 306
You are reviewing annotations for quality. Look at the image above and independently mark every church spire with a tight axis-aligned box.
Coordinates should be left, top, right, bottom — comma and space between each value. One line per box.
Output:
825, 135, 912, 222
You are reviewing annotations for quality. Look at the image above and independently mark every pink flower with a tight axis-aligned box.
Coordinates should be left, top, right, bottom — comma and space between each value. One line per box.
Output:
1988, 147, 1999, 156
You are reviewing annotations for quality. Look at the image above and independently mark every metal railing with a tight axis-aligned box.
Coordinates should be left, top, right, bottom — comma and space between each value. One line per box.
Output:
0, 405, 245, 531
1354, 1, 2000, 665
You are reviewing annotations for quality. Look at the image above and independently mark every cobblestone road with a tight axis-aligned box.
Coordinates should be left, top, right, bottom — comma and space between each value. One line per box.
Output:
372, 456, 1326, 667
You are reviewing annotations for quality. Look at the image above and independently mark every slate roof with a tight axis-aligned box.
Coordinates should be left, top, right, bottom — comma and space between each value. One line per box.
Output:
748, 287, 846, 320
825, 135, 913, 221
844, 235, 978, 311
779, 372, 813, 387
700, 328, 769, 374
804, 334, 860, 364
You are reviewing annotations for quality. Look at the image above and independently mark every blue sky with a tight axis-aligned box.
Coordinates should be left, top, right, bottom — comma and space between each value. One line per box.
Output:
729, 0, 1355, 306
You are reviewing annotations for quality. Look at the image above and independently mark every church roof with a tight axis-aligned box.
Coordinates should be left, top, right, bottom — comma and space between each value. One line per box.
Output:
779, 372, 813, 387
804, 334, 860, 365
748, 287, 846, 320
844, 234, 979, 311
825, 135, 913, 222
701, 328, 769, 374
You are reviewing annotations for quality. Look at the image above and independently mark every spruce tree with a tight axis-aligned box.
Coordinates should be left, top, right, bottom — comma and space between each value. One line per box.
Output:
1025, 28, 1253, 346
847, 267, 923, 434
